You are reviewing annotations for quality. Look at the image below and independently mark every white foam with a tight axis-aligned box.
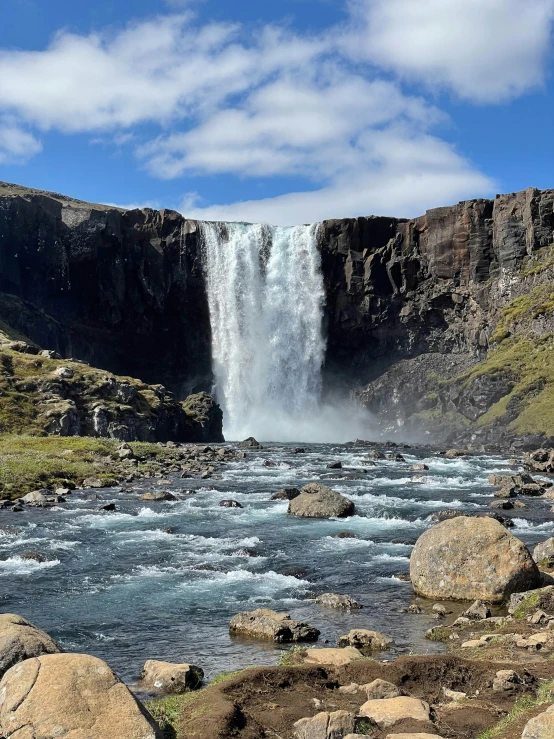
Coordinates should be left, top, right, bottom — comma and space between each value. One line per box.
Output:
0, 556, 60, 575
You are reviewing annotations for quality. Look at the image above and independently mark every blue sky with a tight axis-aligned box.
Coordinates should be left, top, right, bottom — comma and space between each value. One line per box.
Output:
0, 0, 553, 224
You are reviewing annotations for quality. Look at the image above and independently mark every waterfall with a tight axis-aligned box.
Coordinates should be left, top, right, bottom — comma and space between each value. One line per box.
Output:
200, 221, 326, 441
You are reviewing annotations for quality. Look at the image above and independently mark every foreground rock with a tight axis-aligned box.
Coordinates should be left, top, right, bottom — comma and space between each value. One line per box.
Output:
522, 705, 554, 738
294, 710, 356, 739
410, 516, 539, 602
302, 647, 364, 667
288, 483, 355, 518
140, 659, 203, 694
0, 613, 60, 679
535, 538, 554, 565
0, 653, 160, 739
229, 609, 320, 643
358, 696, 431, 729
338, 629, 393, 650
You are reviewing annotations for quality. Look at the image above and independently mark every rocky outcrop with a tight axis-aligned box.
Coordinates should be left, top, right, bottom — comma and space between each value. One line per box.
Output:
410, 516, 540, 602
2, 181, 554, 445
0, 613, 60, 679
0, 653, 161, 739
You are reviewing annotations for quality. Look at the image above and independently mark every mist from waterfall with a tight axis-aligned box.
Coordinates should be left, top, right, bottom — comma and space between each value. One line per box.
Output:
200, 221, 371, 442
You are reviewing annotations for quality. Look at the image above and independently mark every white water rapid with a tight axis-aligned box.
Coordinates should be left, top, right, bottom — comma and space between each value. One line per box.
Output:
200, 221, 330, 441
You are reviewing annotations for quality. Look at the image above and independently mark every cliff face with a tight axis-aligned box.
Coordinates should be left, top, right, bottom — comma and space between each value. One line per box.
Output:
1, 181, 554, 447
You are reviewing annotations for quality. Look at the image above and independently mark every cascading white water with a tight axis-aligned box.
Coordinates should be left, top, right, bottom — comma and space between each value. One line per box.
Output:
200, 221, 327, 441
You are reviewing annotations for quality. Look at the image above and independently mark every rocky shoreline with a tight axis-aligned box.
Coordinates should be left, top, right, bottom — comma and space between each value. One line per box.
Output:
3, 444, 554, 738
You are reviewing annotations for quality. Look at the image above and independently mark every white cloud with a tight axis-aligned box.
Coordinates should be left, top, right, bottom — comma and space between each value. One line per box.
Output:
182, 128, 494, 225
346, 0, 554, 102
0, 117, 42, 164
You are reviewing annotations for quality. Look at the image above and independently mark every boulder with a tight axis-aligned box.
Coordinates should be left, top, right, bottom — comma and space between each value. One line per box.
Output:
462, 600, 492, 620
219, 499, 243, 508
303, 647, 364, 667
327, 461, 343, 469
522, 705, 554, 738
338, 629, 393, 650
359, 697, 431, 728
0, 653, 160, 739
535, 539, 554, 565
314, 593, 362, 610
271, 487, 301, 501
410, 516, 539, 602
288, 483, 355, 519
229, 609, 319, 643
0, 613, 60, 678
362, 679, 402, 700
140, 491, 177, 502
239, 437, 262, 449
445, 449, 466, 458
492, 669, 522, 692
293, 710, 356, 739
20, 490, 49, 507
140, 659, 203, 694
509, 586, 554, 616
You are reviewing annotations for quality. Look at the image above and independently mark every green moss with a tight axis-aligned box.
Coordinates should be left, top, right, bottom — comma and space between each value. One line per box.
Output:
425, 626, 451, 642
477, 681, 554, 739
512, 592, 541, 620
521, 244, 554, 277
353, 717, 376, 735
278, 647, 307, 666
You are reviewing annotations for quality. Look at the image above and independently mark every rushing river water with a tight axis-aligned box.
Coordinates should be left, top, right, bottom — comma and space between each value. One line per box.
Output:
1, 442, 553, 685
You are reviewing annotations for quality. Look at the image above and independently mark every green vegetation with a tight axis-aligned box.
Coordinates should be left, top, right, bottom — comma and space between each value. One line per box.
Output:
278, 647, 307, 666
491, 284, 554, 343
209, 670, 241, 685
145, 692, 206, 739
521, 244, 554, 277
0, 434, 185, 499
353, 717, 375, 735
512, 592, 541, 620
425, 626, 451, 642
477, 681, 554, 739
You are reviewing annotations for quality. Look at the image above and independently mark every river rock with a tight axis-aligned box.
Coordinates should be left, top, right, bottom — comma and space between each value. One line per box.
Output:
219, 499, 243, 508
462, 600, 492, 620
288, 483, 355, 519
303, 647, 363, 667
20, 490, 49, 507
410, 516, 539, 602
0, 613, 60, 678
338, 629, 393, 650
239, 437, 262, 449
327, 461, 342, 469
522, 705, 554, 738
535, 539, 554, 565
271, 487, 301, 501
229, 609, 319, 643
140, 491, 177, 501
140, 659, 203, 694
0, 653, 161, 739
358, 697, 431, 728
314, 593, 362, 610
293, 710, 356, 739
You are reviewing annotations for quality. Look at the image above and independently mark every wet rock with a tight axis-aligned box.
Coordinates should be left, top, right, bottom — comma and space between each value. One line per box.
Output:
0, 614, 61, 679
474, 511, 514, 528
445, 449, 467, 458
358, 697, 431, 729
410, 516, 539, 602
462, 600, 492, 620
293, 448, 306, 454
334, 531, 358, 539
0, 653, 161, 739
140, 659, 203, 694
293, 710, 356, 739
303, 647, 363, 667
338, 629, 393, 650
411, 464, 429, 471
19, 551, 49, 563
362, 679, 402, 700
83, 477, 105, 488
369, 451, 386, 460
239, 437, 262, 449
327, 461, 342, 469
229, 609, 319, 643
271, 487, 301, 501
387, 453, 405, 461
140, 491, 177, 502
489, 500, 514, 510
314, 593, 362, 610
219, 499, 243, 508
20, 490, 49, 507
288, 483, 355, 519
100, 503, 117, 512
407, 604, 422, 614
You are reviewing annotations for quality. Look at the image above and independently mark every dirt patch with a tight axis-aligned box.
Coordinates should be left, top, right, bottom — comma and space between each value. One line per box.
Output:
175, 655, 554, 739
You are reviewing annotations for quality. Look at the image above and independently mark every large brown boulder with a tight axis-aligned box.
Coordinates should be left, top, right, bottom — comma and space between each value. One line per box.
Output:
140, 659, 204, 694
522, 705, 554, 738
0, 653, 161, 738
410, 516, 539, 602
0, 613, 60, 679
229, 609, 320, 643
288, 483, 355, 518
